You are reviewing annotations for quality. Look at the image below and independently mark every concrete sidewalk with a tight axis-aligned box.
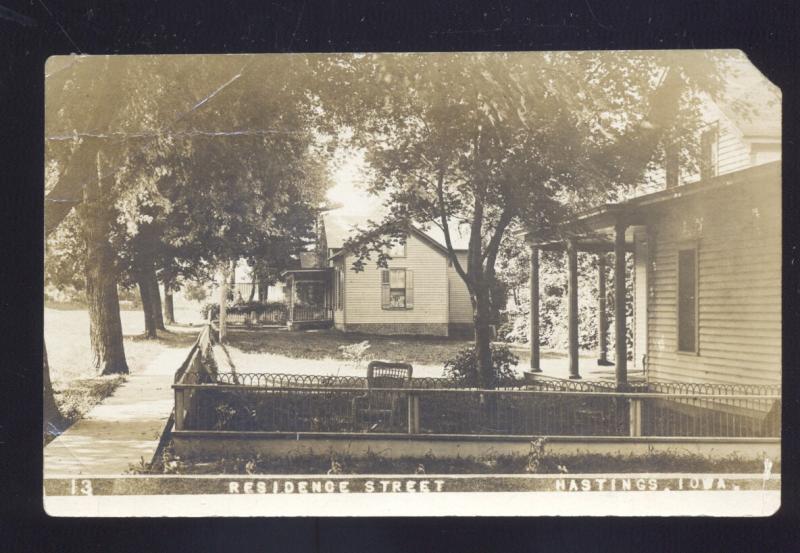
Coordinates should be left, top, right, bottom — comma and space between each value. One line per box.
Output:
44, 346, 190, 476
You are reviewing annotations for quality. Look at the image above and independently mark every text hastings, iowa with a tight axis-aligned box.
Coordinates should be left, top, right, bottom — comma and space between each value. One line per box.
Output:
226, 476, 735, 494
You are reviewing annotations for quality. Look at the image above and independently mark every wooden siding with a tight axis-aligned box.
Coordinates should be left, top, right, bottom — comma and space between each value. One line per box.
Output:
649, 101, 766, 189
342, 232, 449, 326
675, 110, 751, 185
448, 252, 474, 323
712, 104, 752, 177
645, 176, 781, 385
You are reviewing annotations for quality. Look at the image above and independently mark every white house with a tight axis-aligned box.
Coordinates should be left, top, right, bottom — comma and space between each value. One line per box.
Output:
527, 57, 781, 387
282, 211, 475, 337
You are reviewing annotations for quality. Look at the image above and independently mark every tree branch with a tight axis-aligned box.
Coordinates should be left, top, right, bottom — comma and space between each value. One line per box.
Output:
435, 163, 471, 288
484, 205, 514, 274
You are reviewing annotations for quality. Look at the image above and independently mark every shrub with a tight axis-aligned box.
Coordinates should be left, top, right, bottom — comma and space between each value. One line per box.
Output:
200, 301, 287, 320
200, 302, 219, 320
183, 281, 208, 303
443, 343, 519, 387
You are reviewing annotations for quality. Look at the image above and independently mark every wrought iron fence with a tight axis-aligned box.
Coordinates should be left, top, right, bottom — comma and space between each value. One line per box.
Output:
172, 334, 781, 439
174, 379, 780, 438
181, 371, 522, 390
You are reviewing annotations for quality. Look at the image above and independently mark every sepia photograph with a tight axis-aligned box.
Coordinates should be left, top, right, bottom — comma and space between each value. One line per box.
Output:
42, 50, 781, 517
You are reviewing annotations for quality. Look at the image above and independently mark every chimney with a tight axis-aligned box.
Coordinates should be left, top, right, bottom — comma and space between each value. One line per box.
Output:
665, 143, 679, 189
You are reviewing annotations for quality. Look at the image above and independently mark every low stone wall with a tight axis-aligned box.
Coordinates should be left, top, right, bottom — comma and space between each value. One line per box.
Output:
172, 431, 780, 462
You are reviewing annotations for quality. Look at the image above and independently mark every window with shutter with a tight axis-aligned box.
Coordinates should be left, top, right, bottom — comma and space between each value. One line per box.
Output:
381, 269, 391, 308
677, 248, 698, 353
386, 240, 406, 258
382, 268, 412, 309
339, 269, 344, 310
405, 269, 413, 309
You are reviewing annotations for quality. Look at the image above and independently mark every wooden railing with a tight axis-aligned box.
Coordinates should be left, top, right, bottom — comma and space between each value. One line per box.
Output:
172, 324, 216, 431
291, 305, 333, 322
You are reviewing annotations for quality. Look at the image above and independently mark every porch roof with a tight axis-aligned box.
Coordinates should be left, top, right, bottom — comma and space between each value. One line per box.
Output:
525, 160, 779, 249
280, 267, 333, 279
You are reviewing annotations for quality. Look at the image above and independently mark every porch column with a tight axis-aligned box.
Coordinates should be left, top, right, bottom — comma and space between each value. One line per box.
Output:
614, 223, 628, 389
529, 245, 541, 372
288, 276, 295, 324
567, 239, 580, 379
597, 253, 609, 365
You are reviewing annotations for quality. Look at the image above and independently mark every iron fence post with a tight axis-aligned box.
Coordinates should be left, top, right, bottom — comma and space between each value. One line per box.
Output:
407, 393, 420, 434
629, 398, 642, 437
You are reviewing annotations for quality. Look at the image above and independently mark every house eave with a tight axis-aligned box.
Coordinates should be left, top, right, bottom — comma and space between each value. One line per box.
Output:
327, 225, 468, 262
524, 160, 779, 244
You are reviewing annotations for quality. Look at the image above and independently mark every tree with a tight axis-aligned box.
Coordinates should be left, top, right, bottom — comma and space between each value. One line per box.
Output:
325, 51, 727, 388
78, 154, 130, 374
46, 54, 332, 346
46, 57, 134, 377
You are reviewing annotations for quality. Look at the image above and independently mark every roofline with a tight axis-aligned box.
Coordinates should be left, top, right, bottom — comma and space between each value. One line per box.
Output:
525, 160, 780, 241
280, 268, 333, 277
328, 225, 468, 262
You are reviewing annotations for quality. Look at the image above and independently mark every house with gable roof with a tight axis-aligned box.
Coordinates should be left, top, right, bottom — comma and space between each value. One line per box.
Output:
525, 56, 781, 388
281, 210, 475, 336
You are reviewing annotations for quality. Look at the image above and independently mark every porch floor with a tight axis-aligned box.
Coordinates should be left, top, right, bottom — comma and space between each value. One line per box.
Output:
512, 348, 645, 383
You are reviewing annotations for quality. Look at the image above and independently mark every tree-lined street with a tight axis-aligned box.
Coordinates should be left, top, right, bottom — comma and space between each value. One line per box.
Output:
45, 52, 743, 439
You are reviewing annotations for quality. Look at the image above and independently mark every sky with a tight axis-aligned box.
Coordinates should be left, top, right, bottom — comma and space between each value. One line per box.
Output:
325, 149, 384, 217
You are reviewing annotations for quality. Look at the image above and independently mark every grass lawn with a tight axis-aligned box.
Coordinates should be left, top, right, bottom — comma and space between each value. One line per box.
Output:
45, 304, 200, 436
144, 442, 778, 475
230, 328, 473, 365
221, 327, 603, 380
223, 327, 474, 378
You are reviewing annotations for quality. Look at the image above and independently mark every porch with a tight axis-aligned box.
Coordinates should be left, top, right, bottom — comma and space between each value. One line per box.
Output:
526, 163, 782, 390
282, 268, 334, 330
526, 212, 640, 389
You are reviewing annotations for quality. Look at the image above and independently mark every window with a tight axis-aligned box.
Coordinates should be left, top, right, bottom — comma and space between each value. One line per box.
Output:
386, 240, 406, 258
700, 124, 719, 181
381, 268, 414, 309
677, 248, 698, 352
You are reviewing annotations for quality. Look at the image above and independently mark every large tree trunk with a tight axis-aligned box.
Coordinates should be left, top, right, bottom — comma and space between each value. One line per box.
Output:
218, 261, 232, 343
83, 173, 129, 374
473, 284, 495, 389
150, 271, 166, 331
85, 245, 128, 374
163, 287, 175, 325
258, 278, 269, 302
137, 271, 158, 339
136, 263, 166, 337
43, 345, 65, 442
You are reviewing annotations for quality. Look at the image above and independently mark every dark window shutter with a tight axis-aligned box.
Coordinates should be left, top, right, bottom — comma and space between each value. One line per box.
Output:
381, 269, 390, 308
339, 270, 344, 310
677, 249, 697, 352
405, 269, 414, 309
